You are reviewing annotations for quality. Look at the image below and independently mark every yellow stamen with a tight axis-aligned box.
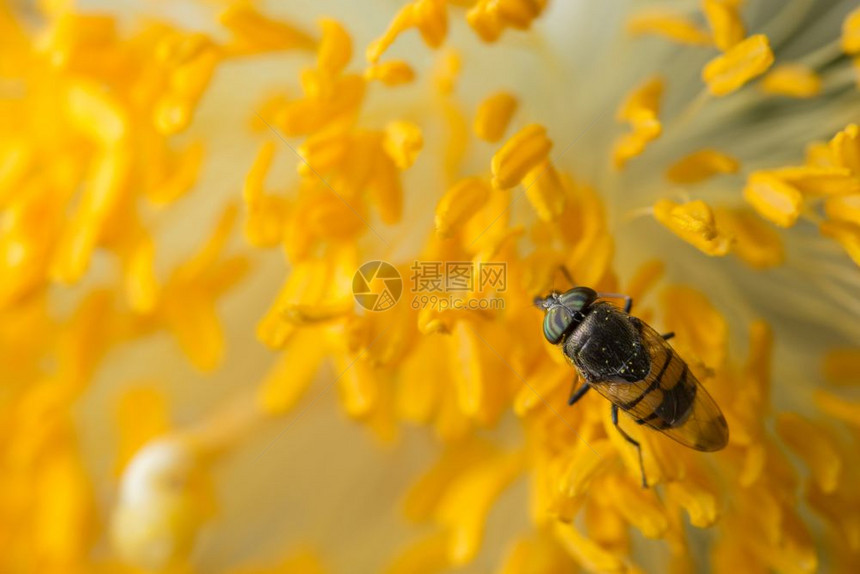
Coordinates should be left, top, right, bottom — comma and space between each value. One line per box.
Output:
366, 0, 448, 63
770, 165, 860, 195
219, 3, 315, 56
257, 327, 329, 416
814, 390, 860, 427
499, 534, 575, 573
513, 366, 566, 416
497, 0, 544, 30
666, 149, 739, 184
66, 80, 127, 144
434, 49, 461, 95
776, 413, 842, 493
115, 386, 170, 475
612, 126, 661, 169
653, 199, 732, 256
842, 7, 860, 54
364, 61, 416, 85
258, 263, 329, 348
474, 91, 518, 143
760, 63, 822, 98
552, 521, 626, 573
385, 531, 451, 574
626, 259, 665, 302
742, 171, 803, 228
448, 323, 492, 420
396, 337, 445, 423
606, 475, 669, 538
820, 220, 860, 266
403, 440, 494, 521
617, 76, 664, 125
565, 231, 615, 287
153, 36, 220, 135
823, 348, 860, 385
0, 139, 32, 202
414, 0, 449, 49
41, 13, 118, 72
558, 439, 614, 498
702, 0, 746, 51
296, 130, 353, 179
277, 74, 366, 137
713, 206, 784, 268
828, 123, 860, 174
627, 11, 712, 45
124, 234, 160, 313
467, 0, 505, 43
435, 451, 523, 565
667, 478, 719, 527
583, 498, 629, 555
383, 120, 424, 170
242, 141, 275, 206
317, 18, 351, 77
491, 124, 553, 189
335, 355, 378, 419
243, 143, 291, 248
244, 141, 276, 205
661, 285, 727, 367
147, 141, 205, 206
805, 141, 837, 168
368, 153, 404, 225
50, 149, 130, 284
825, 194, 860, 226
613, 77, 664, 168
702, 34, 774, 96
522, 161, 566, 221
35, 451, 95, 568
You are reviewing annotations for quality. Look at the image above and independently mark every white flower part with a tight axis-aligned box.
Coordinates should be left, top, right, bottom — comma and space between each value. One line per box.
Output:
111, 437, 205, 571
118, 437, 197, 505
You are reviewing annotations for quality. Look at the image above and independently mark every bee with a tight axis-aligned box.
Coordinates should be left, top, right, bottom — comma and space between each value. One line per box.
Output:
534, 279, 729, 487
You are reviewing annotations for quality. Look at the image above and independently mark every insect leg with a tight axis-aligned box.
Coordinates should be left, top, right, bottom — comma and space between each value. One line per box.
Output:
598, 292, 633, 314
568, 380, 590, 406
662, 332, 675, 340
611, 404, 648, 488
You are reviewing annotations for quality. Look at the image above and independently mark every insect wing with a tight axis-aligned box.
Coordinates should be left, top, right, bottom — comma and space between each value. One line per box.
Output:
589, 320, 728, 451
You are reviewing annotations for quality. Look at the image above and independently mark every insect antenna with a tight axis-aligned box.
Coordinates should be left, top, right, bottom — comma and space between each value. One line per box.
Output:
558, 266, 575, 287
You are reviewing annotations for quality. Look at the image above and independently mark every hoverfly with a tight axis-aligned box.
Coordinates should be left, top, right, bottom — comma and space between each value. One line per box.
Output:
534, 276, 729, 487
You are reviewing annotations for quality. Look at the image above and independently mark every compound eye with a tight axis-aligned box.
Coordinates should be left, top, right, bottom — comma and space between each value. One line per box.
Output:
558, 287, 597, 312
543, 305, 573, 344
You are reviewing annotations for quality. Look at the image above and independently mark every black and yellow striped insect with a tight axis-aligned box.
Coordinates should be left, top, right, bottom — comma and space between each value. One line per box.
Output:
534, 281, 729, 487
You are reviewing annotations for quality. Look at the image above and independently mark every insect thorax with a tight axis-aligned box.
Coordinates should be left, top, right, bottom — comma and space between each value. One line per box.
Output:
563, 302, 651, 383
